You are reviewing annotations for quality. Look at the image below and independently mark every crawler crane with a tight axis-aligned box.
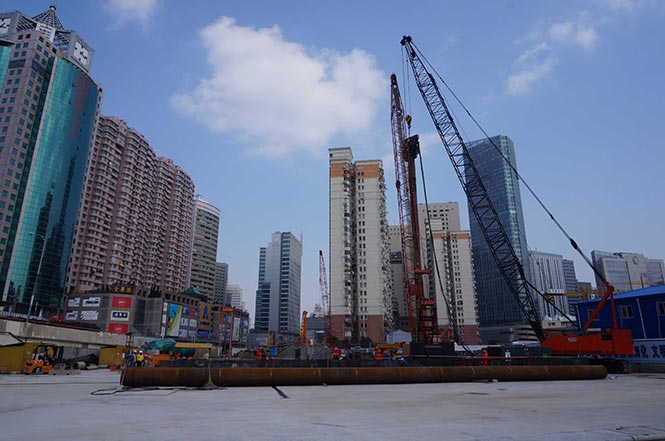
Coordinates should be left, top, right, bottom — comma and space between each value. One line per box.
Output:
399, 35, 633, 357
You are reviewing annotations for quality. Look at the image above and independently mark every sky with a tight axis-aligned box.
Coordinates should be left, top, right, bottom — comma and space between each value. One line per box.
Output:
6, 0, 665, 323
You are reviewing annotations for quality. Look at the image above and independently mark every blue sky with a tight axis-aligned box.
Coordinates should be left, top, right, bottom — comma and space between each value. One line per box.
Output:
7, 1, 665, 321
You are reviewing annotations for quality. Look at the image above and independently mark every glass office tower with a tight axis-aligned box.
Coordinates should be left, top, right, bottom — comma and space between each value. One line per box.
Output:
465, 135, 531, 326
0, 7, 102, 315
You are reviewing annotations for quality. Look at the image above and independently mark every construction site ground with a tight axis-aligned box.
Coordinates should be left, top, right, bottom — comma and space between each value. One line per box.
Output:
1, 370, 664, 441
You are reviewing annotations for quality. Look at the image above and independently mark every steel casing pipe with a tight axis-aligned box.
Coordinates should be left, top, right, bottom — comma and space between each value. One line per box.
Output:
121, 365, 607, 388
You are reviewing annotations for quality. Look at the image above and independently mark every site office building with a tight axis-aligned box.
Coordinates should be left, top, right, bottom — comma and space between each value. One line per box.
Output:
329, 147, 392, 344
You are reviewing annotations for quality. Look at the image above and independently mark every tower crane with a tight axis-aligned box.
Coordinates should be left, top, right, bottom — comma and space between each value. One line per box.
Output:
390, 73, 436, 344
399, 35, 633, 356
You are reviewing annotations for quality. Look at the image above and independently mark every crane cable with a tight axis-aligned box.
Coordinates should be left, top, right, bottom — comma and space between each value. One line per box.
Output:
417, 151, 474, 355
408, 44, 578, 324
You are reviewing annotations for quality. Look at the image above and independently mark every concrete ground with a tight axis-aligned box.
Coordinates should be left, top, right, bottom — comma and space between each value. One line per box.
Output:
1, 370, 664, 441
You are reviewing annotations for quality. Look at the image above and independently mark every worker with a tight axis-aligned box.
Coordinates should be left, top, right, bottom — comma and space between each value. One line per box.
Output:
125, 351, 135, 367
256, 348, 263, 364
481, 349, 489, 366
136, 350, 145, 367
504, 349, 511, 365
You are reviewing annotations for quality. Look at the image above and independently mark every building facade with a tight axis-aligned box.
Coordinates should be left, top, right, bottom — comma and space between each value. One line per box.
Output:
62, 284, 252, 346
66, 116, 195, 297
528, 250, 570, 321
465, 135, 532, 335
419, 202, 479, 344
0, 7, 102, 315
213, 262, 228, 305
254, 232, 302, 339
226, 283, 244, 311
562, 259, 585, 316
591, 250, 665, 294
188, 195, 220, 300
67, 116, 155, 294
147, 158, 195, 294
329, 147, 392, 344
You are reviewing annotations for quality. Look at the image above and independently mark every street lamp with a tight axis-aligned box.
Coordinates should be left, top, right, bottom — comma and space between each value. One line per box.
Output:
27, 232, 46, 323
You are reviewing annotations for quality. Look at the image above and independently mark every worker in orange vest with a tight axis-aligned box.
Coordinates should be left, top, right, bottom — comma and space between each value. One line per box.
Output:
481, 349, 489, 366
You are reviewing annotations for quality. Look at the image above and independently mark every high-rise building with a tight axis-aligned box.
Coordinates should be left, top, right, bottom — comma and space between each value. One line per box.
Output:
329, 147, 392, 343
528, 250, 569, 320
226, 283, 244, 310
562, 259, 579, 295
465, 135, 532, 336
149, 158, 195, 294
418, 202, 479, 344
254, 232, 302, 339
213, 262, 228, 305
67, 116, 155, 293
591, 250, 665, 294
188, 195, 220, 300
0, 6, 102, 315
67, 116, 195, 296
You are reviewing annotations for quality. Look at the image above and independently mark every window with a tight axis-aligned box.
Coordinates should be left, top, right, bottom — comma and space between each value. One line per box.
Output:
658, 302, 665, 317
619, 305, 634, 319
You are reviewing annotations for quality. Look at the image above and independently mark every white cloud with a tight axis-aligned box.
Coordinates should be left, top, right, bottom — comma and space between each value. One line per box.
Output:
104, 0, 160, 29
505, 58, 557, 95
172, 17, 385, 158
505, 14, 600, 95
515, 42, 549, 65
417, 132, 441, 158
548, 21, 599, 49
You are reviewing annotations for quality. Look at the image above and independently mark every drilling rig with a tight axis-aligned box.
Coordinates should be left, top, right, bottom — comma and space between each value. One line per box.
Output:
390, 73, 437, 344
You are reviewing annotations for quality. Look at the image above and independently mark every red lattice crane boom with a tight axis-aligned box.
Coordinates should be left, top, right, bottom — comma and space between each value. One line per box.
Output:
390, 73, 436, 344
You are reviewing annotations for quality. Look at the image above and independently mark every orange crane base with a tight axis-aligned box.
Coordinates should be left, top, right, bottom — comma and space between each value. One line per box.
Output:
542, 329, 634, 356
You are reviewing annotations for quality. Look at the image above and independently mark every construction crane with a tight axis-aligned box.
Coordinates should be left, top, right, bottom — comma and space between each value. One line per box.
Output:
399, 35, 633, 356
300, 310, 308, 346
318, 250, 333, 345
390, 73, 436, 344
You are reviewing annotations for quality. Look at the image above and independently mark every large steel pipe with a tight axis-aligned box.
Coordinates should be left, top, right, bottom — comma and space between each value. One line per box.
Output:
121, 365, 606, 388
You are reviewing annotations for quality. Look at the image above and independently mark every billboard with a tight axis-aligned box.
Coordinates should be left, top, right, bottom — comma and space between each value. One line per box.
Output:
65, 311, 78, 320
232, 318, 241, 340
111, 310, 130, 321
67, 298, 80, 307
165, 304, 182, 337
109, 323, 129, 334
82, 297, 101, 307
112, 296, 132, 308
80, 310, 98, 321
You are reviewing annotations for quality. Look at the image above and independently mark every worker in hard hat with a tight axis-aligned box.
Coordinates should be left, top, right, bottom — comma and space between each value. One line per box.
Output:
136, 350, 145, 367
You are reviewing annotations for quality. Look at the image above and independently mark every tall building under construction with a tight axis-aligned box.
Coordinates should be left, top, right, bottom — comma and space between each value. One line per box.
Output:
328, 147, 392, 344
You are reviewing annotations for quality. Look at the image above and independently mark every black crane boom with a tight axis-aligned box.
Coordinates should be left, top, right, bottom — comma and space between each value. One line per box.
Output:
400, 35, 545, 341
